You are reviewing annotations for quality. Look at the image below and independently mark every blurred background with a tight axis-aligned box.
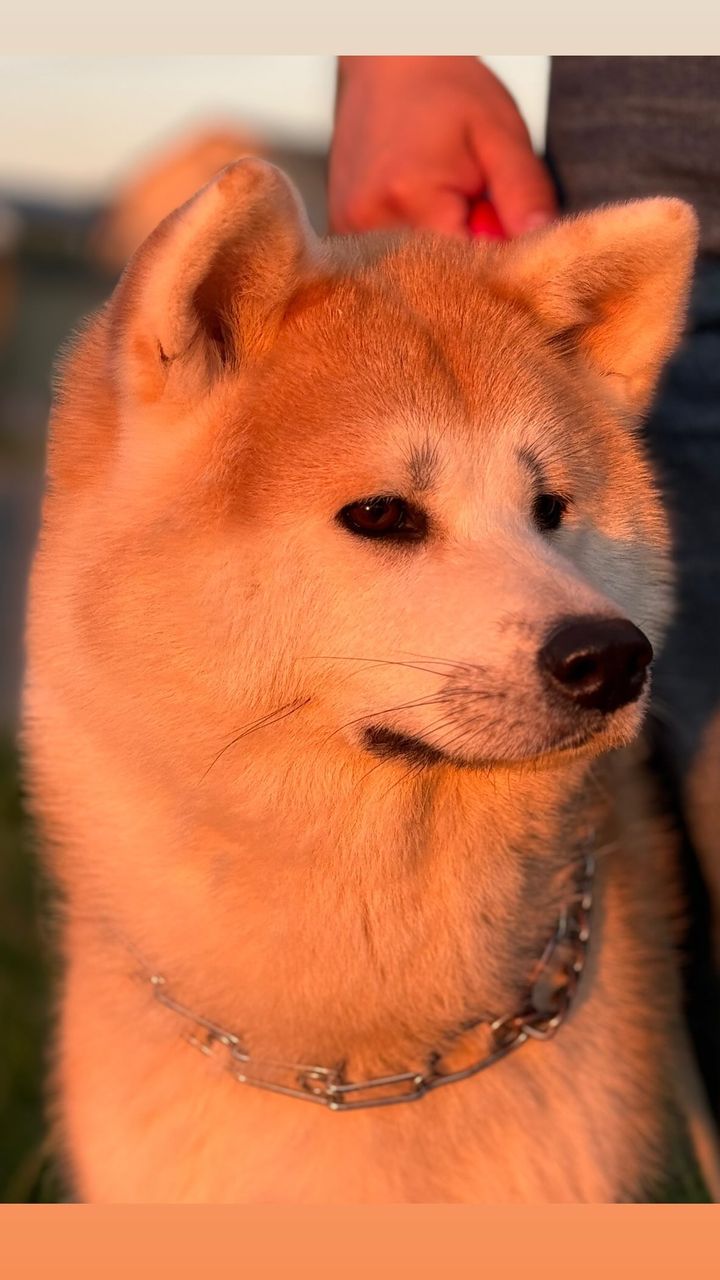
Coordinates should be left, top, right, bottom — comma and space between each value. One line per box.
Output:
2, 55, 706, 1202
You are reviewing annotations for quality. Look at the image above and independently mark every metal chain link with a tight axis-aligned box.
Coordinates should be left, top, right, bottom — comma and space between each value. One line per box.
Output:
148, 846, 595, 1112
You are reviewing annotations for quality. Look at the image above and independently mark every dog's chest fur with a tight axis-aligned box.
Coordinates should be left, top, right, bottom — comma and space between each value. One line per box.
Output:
51, 745, 681, 1204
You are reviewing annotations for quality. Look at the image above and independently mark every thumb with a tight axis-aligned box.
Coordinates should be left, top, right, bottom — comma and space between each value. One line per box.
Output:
474, 129, 557, 238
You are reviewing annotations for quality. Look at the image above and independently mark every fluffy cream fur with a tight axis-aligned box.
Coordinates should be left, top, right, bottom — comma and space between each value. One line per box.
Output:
23, 161, 717, 1201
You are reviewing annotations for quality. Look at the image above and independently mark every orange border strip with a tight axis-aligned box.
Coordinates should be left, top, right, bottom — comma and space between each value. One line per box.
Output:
3, 1205, 720, 1277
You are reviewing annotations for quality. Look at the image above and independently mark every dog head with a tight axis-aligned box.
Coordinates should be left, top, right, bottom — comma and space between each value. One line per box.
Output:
40, 160, 697, 783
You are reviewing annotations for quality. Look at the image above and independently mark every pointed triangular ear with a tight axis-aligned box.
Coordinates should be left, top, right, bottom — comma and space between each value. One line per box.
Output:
109, 158, 320, 408
489, 198, 698, 416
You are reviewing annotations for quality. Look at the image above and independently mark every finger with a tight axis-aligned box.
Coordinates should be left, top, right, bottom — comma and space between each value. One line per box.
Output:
327, 165, 394, 233
473, 129, 558, 238
330, 180, 471, 236
410, 189, 472, 236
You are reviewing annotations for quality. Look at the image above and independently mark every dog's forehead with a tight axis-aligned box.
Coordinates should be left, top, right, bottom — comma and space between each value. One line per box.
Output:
244, 247, 598, 476
268, 246, 569, 435
236, 307, 604, 514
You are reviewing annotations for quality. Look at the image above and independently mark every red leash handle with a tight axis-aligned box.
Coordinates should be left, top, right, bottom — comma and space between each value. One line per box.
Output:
468, 198, 506, 240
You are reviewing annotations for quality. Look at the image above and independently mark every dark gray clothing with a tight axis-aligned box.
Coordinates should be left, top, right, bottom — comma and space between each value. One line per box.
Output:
546, 58, 720, 1115
547, 57, 720, 255
546, 59, 720, 782
650, 261, 720, 775
641, 259, 720, 1121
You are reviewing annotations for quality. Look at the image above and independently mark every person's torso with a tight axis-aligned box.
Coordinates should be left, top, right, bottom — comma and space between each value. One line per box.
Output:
547, 56, 720, 255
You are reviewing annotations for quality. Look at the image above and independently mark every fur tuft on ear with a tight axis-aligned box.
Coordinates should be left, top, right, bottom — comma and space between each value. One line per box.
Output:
490, 198, 699, 415
109, 158, 320, 408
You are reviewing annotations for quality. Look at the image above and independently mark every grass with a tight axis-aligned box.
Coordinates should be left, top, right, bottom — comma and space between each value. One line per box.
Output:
0, 736, 64, 1201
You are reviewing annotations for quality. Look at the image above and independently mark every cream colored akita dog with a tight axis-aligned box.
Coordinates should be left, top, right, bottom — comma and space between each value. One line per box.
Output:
23, 159, 719, 1202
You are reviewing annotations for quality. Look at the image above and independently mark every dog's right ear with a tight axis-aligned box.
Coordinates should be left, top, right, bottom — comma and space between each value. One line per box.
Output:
109, 158, 320, 409
488, 198, 698, 417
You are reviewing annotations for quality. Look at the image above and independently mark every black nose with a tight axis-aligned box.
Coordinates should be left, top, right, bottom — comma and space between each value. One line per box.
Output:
539, 617, 653, 714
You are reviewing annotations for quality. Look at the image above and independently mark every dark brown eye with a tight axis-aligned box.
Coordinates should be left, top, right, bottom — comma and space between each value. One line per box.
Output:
338, 496, 425, 541
533, 492, 568, 533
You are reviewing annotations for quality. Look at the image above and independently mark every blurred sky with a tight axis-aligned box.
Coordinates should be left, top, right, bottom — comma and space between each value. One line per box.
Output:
0, 56, 550, 202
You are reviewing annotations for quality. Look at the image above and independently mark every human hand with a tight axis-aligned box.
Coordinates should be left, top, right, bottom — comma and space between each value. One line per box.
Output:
329, 57, 557, 239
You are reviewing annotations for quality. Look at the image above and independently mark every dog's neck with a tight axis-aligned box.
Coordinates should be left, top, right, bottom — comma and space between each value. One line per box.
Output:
101, 743, 607, 1073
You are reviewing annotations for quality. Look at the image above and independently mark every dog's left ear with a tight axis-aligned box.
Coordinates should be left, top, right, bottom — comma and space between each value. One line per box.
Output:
109, 158, 320, 410
491, 198, 698, 415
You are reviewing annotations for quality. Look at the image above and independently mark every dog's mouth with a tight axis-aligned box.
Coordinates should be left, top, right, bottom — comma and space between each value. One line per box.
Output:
362, 725, 462, 768
361, 713, 638, 771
